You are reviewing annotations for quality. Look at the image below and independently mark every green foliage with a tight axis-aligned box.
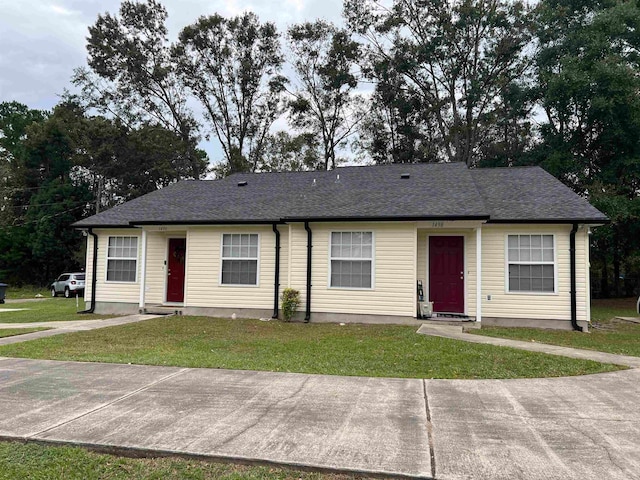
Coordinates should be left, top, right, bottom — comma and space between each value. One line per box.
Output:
345, 0, 534, 166
258, 131, 323, 172
0, 99, 201, 285
73, 0, 207, 180
281, 288, 301, 322
175, 12, 285, 176
287, 20, 363, 170
532, 0, 640, 296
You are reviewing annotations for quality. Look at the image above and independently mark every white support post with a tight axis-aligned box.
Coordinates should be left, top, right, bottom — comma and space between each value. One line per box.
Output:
139, 229, 147, 310
476, 226, 482, 323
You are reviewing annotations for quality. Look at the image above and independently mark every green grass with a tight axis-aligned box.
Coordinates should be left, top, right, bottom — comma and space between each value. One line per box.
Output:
0, 441, 358, 480
3, 285, 49, 300
0, 328, 49, 338
0, 299, 116, 323
0, 316, 621, 379
471, 297, 640, 357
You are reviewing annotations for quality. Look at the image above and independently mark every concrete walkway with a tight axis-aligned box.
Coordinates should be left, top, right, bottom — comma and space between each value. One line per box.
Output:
0, 358, 638, 479
417, 324, 640, 368
0, 315, 160, 346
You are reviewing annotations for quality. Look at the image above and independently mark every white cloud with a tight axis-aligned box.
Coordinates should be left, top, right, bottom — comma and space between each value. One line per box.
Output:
49, 4, 78, 16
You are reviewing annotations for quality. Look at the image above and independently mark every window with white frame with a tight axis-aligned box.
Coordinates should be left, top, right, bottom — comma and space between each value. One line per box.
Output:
330, 232, 373, 289
106, 236, 138, 282
221, 234, 259, 285
507, 234, 555, 293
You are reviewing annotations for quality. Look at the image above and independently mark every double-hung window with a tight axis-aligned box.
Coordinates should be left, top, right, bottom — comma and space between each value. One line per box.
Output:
221, 234, 259, 285
106, 236, 138, 282
507, 234, 555, 293
330, 232, 373, 289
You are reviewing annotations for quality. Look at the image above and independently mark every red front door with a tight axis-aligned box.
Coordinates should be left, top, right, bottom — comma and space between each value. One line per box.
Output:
167, 238, 186, 303
429, 236, 464, 313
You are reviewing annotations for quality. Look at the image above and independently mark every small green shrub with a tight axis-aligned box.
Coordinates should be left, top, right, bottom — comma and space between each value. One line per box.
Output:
281, 288, 301, 322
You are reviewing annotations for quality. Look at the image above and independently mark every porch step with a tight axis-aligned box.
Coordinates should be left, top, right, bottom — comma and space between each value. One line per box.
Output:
419, 317, 479, 328
141, 306, 183, 316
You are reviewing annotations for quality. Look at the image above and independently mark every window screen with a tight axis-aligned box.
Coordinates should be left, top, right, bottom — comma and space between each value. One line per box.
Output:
330, 232, 373, 288
507, 235, 555, 292
221, 234, 259, 285
106, 236, 138, 282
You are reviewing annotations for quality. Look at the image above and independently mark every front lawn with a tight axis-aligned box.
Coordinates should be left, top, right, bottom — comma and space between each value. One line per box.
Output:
0, 441, 356, 480
3, 285, 48, 300
471, 297, 640, 357
0, 328, 49, 338
0, 299, 116, 323
0, 316, 621, 379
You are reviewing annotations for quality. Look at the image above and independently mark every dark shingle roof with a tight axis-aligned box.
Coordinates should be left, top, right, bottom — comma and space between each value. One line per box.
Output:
72, 163, 608, 227
471, 167, 608, 223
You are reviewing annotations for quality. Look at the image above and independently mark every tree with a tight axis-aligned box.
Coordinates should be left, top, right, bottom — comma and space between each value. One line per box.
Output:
73, 0, 207, 179
345, 0, 533, 166
287, 20, 363, 170
355, 60, 437, 164
175, 12, 285, 175
476, 83, 536, 167
257, 131, 323, 172
533, 0, 640, 296
0, 104, 92, 285
0, 102, 47, 223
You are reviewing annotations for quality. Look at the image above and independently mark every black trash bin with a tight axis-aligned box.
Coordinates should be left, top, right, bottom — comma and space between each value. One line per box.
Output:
0, 284, 7, 304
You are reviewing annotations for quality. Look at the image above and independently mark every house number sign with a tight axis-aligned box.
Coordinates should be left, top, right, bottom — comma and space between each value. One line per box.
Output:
431, 221, 444, 228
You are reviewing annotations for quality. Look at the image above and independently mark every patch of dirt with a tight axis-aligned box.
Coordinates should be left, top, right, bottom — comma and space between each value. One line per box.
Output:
592, 297, 638, 310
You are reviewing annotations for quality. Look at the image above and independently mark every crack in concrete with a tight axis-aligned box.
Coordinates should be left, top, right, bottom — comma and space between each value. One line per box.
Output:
29, 367, 189, 438
211, 376, 312, 450
568, 421, 633, 478
422, 380, 436, 480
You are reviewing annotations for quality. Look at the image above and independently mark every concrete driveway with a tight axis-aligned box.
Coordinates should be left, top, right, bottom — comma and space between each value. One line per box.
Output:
0, 357, 638, 479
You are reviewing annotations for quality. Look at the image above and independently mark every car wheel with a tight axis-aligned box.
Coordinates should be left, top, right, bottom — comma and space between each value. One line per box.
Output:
64, 287, 70, 298
51, 287, 57, 297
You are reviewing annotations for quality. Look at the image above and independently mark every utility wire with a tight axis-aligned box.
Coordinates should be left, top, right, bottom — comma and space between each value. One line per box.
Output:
0, 204, 86, 232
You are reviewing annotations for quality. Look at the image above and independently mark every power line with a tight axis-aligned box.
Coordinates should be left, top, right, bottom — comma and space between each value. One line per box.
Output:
0, 204, 86, 232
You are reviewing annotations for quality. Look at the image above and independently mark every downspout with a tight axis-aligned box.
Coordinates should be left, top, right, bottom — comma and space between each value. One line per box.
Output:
304, 221, 312, 322
79, 228, 98, 314
272, 223, 280, 319
570, 223, 581, 331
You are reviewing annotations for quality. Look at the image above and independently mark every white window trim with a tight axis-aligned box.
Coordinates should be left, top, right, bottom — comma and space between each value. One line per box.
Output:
328, 230, 375, 291
219, 233, 261, 287
504, 233, 558, 295
105, 235, 139, 284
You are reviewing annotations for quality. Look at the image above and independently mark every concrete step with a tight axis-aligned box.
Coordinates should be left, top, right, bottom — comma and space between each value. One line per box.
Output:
419, 318, 479, 327
142, 306, 182, 316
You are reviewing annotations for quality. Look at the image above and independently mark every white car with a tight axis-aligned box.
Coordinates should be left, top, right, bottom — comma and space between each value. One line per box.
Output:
51, 273, 85, 298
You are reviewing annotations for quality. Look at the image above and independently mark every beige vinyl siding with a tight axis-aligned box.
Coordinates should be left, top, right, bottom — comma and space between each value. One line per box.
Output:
87, 228, 141, 304
278, 225, 289, 293
288, 223, 309, 306
308, 222, 415, 317
417, 229, 477, 316
84, 234, 94, 301
185, 225, 275, 309
480, 224, 588, 321
584, 229, 591, 323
